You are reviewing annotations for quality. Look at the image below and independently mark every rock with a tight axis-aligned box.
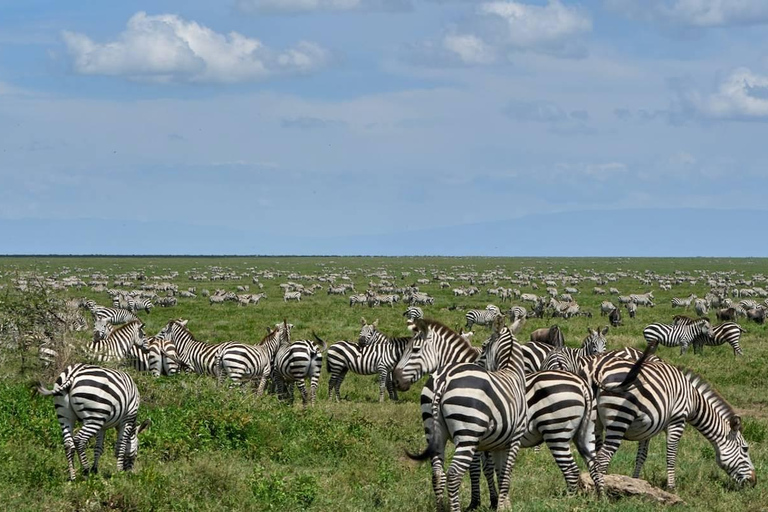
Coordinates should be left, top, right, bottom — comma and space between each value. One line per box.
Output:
579, 472, 686, 506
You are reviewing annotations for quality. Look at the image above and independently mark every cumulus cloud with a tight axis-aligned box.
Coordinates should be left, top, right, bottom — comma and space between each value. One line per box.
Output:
675, 68, 768, 121
233, 0, 411, 14
405, 1, 591, 65
61, 12, 330, 83
606, 0, 768, 28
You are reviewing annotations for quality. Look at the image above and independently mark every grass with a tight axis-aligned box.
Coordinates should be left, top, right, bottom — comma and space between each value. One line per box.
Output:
0, 256, 766, 511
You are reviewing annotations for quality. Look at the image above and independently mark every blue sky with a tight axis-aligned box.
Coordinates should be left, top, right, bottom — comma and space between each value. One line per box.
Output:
1, 1, 768, 254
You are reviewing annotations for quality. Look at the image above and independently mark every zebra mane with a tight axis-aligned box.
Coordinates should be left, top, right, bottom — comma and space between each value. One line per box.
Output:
681, 367, 738, 424
111, 319, 144, 333
415, 318, 475, 350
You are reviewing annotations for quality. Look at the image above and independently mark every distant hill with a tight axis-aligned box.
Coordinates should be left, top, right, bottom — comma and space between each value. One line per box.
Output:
1, 208, 765, 256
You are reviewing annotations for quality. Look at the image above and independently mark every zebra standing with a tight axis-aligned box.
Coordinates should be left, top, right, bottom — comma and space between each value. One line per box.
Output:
671, 294, 697, 309
673, 316, 746, 356
349, 294, 367, 307
86, 320, 146, 364
283, 291, 301, 302
506, 305, 527, 322
406, 317, 528, 512
464, 305, 501, 330
403, 306, 424, 320
37, 363, 151, 481
86, 304, 140, 341
157, 319, 226, 375
215, 322, 290, 394
127, 297, 153, 314
591, 347, 756, 489
540, 327, 608, 374
643, 317, 712, 355
273, 333, 326, 406
326, 319, 411, 402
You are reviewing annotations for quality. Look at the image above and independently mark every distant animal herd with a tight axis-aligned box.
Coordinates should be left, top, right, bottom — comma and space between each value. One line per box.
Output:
2, 262, 761, 511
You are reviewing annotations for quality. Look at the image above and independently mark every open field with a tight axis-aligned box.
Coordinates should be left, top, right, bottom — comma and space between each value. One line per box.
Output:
0, 256, 767, 511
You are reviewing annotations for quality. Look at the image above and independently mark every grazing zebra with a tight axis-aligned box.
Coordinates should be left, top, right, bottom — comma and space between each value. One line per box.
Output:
273, 333, 326, 406
127, 297, 153, 314
673, 317, 746, 356
349, 294, 367, 307
694, 298, 709, 316
464, 306, 501, 330
506, 305, 526, 322
608, 307, 621, 327
37, 363, 151, 481
403, 306, 423, 320
626, 300, 637, 318
157, 319, 226, 375
643, 317, 712, 355
540, 327, 608, 374
600, 301, 616, 316
591, 347, 756, 490
406, 317, 528, 512
671, 294, 697, 309
88, 305, 140, 341
283, 291, 301, 302
326, 319, 411, 402
215, 322, 290, 394
86, 320, 146, 363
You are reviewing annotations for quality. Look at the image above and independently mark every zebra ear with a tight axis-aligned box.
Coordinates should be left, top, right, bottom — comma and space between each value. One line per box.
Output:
730, 416, 743, 432
601, 326, 609, 335
361, 317, 367, 326
137, 418, 152, 434
587, 327, 596, 335
373, 319, 379, 327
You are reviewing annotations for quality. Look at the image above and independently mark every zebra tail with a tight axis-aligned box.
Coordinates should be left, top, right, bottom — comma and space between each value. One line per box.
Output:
312, 332, 327, 352
405, 432, 440, 462
606, 342, 658, 391
35, 382, 56, 396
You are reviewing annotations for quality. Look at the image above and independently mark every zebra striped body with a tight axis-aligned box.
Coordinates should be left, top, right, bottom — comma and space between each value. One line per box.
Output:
327, 323, 410, 402
88, 304, 139, 340
128, 335, 181, 377
643, 318, 712, 355
273, 334, 326, 405
671, 294, 697, 308
540, 327, 608, 374
403, 306, 423, 320
215, 324, 289, 394
86, 320, 146, 364
506, 305, 526, 322
349, 294, 367, 307
37, 364, 149, 480
464, 306, 500, 330
158, 319, 225, 375
674, 317, 746, 356
408, 320, 528, 512
283, 291, 301, 302
591, 353, 756, 489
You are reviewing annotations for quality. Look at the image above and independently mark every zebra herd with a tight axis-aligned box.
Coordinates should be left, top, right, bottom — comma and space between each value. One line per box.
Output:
33, 296, 757, 508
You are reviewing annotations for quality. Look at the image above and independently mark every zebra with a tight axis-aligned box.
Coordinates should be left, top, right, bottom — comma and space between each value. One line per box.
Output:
87, 305, 140, 341
643, 317, 712, 355
626, 300, 637, 318
600, 301, 616, 316
157, 318, 226, 375
37, 363, 151, 481
349, 294, 367, 307
630, 292, 654, 307
693, 298, 709, 316
283, 291, 301, 302
326, 319, 411, 402
591, 346, 756, 490
506, 305, 526, 322
86, 320, 146, 364
522, 327, 608, 374
403, 306, 423, 320
394, 318, 602, 504
406, 317, 528, 512
273, 333, 326, 406
464, 306, 501, 330
215, 322, 290, 394
540, 327, 608, 374
673, 316, 746, 356
127, 297, 153, 314
671, 294, 697, 309
608, 306, 621, 327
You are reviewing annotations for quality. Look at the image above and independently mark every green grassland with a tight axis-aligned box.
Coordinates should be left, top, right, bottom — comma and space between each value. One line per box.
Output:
0, 256, 766, 511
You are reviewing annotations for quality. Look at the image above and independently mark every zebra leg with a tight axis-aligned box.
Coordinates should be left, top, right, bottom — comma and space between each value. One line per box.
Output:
310, 374, 320, 405
679, 341, 688, 355
495, 440, 522, 510
295, 380, 309, 406
386, 373, 399, 401
90, 430, 106, 475
595, 426, 627, 478
334, 369, 348, 402
378, 366, 388, 402
73, 423, 101, 475
446, 443, 477, 512
544, 434, 581, 495
664, 423, 686, 491
481, 452, 498, 509
430, 451, 447, 512
573, 417, 604, 495
60, 423, 78, 481
255, 365, 270, 397
468, 453, 482, 511
633, 439, 650, 479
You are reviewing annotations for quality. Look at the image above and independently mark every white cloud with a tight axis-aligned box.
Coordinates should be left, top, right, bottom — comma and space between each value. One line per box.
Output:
61, 12, 329, 83
233, 0, 411, 14
606, 0, 768, 28
442, 34, 496, 65
479, 1, 592, 53
680, 67, 768, 120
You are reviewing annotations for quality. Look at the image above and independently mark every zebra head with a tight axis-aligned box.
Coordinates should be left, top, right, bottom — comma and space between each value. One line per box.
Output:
483, 316, 524, 372
716, 416, 757, 487
122, 418, 152, 472
358, 318, 379, 346
583, 326, 609, 355
392, 319, 438, 391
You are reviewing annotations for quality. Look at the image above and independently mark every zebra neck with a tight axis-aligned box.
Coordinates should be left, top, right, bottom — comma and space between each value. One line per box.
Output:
259, 333, 282, 357
688, 374, 733, 442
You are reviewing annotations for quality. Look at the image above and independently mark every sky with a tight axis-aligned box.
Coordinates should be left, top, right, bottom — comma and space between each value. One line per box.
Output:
1, 0, 767, 255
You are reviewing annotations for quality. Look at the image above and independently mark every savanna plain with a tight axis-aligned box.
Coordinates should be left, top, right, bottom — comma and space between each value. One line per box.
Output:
0, 256, 766, 512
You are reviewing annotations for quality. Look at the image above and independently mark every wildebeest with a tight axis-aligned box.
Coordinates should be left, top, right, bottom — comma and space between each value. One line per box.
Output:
529, 325, 565, 347
608, 306, 622, 327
